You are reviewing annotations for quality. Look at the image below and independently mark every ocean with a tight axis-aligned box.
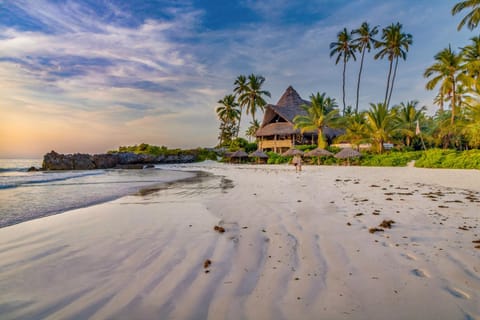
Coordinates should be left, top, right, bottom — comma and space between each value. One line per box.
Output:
0, 159, 194, 228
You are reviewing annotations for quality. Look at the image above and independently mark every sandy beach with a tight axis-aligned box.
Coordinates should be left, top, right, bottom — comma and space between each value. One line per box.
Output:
0, 163, 479, 319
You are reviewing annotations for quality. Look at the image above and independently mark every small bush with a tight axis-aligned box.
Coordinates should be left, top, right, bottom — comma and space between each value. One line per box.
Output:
266, 152, 290, 164
415, 149, 480, 169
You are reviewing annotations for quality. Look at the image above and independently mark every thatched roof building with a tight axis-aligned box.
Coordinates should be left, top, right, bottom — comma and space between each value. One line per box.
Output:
256, 86, 342, 153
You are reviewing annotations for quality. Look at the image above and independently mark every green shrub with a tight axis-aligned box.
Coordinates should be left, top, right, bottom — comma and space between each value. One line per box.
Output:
415, 149, 480, 169
360, 151, 422, 167
266, 152, 290, 164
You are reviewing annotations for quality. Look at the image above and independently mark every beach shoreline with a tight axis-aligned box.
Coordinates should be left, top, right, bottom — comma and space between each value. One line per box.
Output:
0, 163, 479, 319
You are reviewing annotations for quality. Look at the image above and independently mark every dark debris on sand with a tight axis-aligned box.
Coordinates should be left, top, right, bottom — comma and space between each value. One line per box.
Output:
379, 220, 395, 229
214, 225, 226, 233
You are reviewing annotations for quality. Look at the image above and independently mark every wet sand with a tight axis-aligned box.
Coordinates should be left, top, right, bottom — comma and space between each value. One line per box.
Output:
0, 163, 479, 319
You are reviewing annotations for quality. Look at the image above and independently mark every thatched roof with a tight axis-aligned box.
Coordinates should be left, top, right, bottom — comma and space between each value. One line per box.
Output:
256, 123, 299, 136
304, 148, 334, 157
230, 150, 248, 158
282, 148, 304, 156
249, 150, 269, 158
335, 148, 362, 159
255, 86, 345, 139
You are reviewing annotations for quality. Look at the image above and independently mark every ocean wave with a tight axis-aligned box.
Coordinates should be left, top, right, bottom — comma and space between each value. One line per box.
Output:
0, 171, 105, 189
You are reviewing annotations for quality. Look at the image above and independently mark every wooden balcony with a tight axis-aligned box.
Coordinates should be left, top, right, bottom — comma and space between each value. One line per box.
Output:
258, 139, 293, 153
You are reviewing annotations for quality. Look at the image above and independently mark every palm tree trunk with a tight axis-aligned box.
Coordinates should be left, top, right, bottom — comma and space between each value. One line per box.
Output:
236, 107, 243, 138
342, 56, 347, 115
384, 59, 393, 107
440, 92, 444, 113
317, 128, 325, 149
250, 96, 256, 123
451, 78, 456, 125
387, 57, 399, 108
355, 48, 366, 114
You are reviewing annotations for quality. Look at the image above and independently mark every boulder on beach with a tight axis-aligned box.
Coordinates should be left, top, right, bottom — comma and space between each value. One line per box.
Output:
42, 151, 74, 170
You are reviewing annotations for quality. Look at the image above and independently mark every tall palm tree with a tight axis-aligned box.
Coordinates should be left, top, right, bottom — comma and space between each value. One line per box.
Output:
365, 102, 398, 153
245, 119, 260, 142
216, 94, 241, 139
462, 96, 480, 147
233, 75, 248, 137
462, 36, 480, 92
424, 46, 470, 125
352, 22, 379, 114
330, 28, 356, 114
293, 92, 339, 149
452, 0, 480, 30
374, 23, 413, 108
394, 101, 427, 147
238, 74, 271, 123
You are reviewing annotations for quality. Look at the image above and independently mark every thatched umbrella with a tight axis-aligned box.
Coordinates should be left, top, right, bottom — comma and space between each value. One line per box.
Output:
229, 150, 248, 163
249, 150, 269, 164
335, 148, 362, 166
304, 148, 334, 165
282, 148, 304, 156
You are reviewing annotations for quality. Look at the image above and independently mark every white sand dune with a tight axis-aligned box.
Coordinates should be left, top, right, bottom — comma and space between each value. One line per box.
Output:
0, 163, 479, 319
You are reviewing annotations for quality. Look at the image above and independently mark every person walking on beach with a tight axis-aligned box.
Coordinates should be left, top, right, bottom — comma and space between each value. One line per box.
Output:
292, 154, 302, 172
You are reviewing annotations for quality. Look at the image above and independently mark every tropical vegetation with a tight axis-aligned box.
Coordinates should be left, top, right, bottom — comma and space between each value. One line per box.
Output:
293, 92, 339, 149
212, 2, 480, 168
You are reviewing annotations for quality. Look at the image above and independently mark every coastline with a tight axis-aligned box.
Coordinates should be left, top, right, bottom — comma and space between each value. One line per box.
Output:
0, 163, 479, 319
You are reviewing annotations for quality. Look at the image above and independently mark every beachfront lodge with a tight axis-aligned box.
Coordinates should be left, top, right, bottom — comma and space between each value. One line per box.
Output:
255, 86, 341, 153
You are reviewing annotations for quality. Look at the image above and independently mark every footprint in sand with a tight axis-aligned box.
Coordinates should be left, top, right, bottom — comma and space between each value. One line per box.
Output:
402, 253, 417, 261
411, 268, 429, 278
444, 287, 470, 299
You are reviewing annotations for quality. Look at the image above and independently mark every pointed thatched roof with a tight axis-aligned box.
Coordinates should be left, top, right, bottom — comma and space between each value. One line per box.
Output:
255, 86, 344, 140
305, 148, 334, 157
230, 150, 248, 158
282, 148, 304, 156
249, 150, 269, 158
335, 148, 362, 159
276, 86, 310, 109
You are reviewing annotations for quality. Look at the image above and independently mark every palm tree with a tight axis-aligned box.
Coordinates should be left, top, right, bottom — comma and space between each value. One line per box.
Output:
245, 119, 260, 142
424, 46, 470, 125
365, 102, 398, 153
352, 22, 379, 114
216, 94, 241, 144
462, 96, 480, 147
374, 23, 413, 108
293, 92, 339, 149
238, 74, 271, 123
233, 75, 248, 137
452, 0, 480, 30
461, 36, 480, 92
335, 112, 369, 151
394, 101, 427, 147
330, 28, 356, 114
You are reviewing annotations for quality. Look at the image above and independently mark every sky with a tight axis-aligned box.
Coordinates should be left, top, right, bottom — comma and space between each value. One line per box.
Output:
0, 0, 476, 158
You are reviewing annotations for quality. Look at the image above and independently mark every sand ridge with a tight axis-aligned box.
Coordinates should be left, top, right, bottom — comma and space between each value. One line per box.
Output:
0, 163, 479, 319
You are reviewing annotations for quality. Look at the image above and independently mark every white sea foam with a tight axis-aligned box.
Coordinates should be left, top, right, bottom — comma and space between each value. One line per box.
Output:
0, 159, 195, 227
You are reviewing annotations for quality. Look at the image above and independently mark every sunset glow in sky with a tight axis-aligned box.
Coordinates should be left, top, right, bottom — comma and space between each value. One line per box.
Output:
0, 1, 474, 158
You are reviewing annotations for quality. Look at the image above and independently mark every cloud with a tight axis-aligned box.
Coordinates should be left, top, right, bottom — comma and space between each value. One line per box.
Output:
0, 0, 476, 157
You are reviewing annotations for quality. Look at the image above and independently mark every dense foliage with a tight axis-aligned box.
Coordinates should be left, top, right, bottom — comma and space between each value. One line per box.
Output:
108, 143, 218, 162
212, 5, 480, 169
415, 149, 480, 169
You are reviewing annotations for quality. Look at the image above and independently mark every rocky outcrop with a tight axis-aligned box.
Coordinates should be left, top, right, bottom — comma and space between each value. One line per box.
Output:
42, 150, 198, 170
93, 154, 119, 169
42, 151, 74, 170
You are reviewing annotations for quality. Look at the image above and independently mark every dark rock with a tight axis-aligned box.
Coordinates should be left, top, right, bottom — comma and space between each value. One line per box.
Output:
42, 151, 74, 170
93, 154, 119, 169
27, 166, 40, 172
42, 149, 199, 170
72, 153, 95, 170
